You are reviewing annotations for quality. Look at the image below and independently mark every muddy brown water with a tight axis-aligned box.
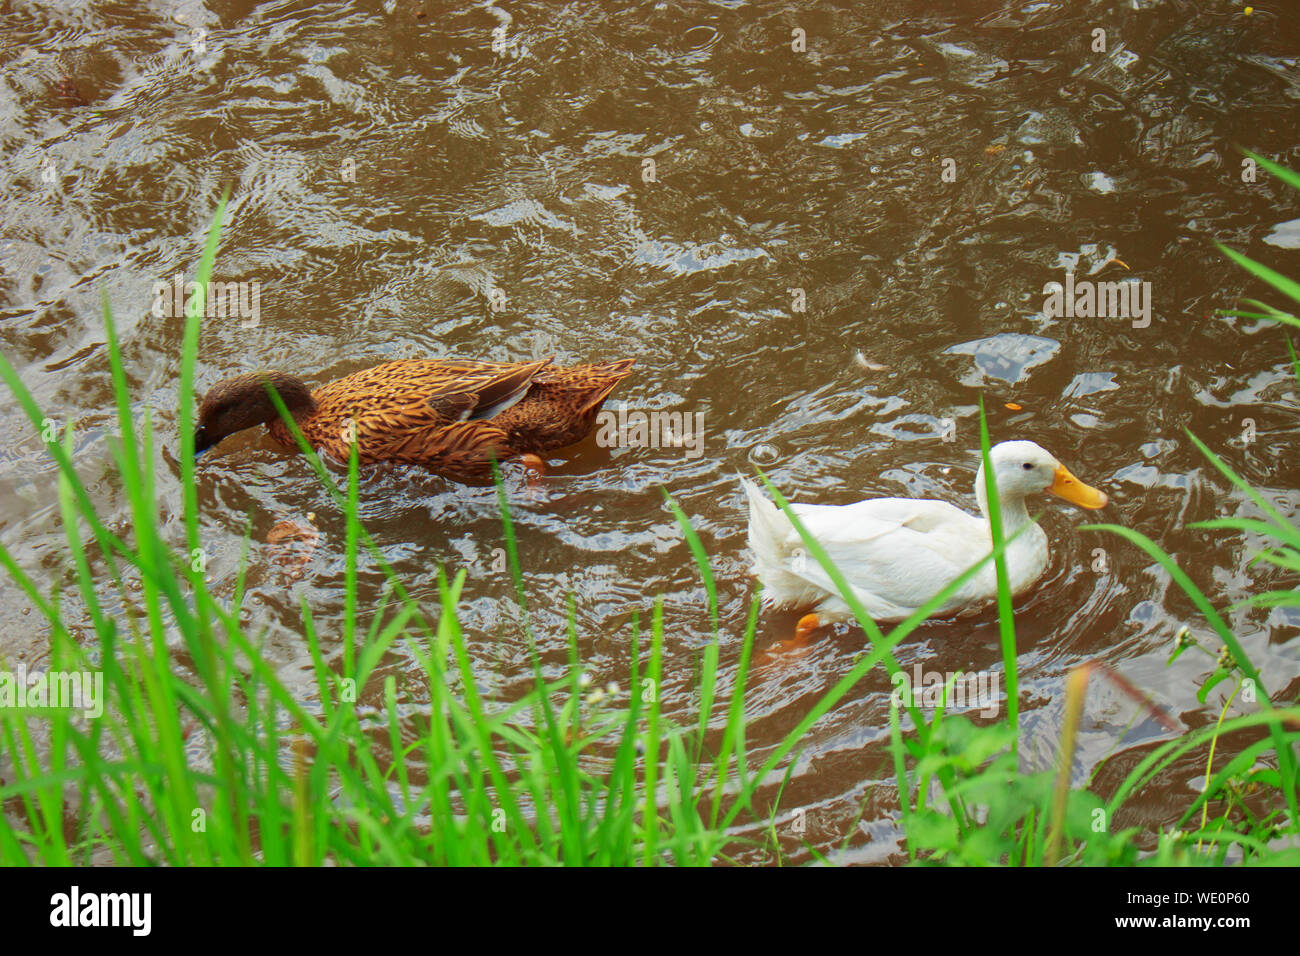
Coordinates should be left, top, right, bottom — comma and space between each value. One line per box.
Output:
2, 0, 1300, 863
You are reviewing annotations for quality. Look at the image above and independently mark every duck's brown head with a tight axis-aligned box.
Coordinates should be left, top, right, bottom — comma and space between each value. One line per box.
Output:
194, 371, 317, 456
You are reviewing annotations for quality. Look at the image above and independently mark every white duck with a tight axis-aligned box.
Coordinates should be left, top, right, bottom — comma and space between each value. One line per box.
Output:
740, 441, 1107, 645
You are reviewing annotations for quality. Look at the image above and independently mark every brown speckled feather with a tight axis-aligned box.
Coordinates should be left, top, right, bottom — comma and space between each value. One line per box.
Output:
251, 357, 635, 481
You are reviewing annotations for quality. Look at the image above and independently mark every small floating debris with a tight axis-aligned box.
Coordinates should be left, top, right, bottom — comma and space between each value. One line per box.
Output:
854, 350, 889, 372
53, 77, 87, 105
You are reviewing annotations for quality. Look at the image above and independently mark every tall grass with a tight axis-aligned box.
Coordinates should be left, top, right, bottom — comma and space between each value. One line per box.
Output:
0, 202, 760, 865
1, 191, 1298, 865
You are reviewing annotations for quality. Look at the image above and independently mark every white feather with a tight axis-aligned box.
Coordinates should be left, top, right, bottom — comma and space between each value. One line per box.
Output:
740, 442, 1105, 625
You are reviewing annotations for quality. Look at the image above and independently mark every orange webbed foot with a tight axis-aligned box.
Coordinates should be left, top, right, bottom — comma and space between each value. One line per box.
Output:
519, 453, 547, 498
757, 613, 824, 668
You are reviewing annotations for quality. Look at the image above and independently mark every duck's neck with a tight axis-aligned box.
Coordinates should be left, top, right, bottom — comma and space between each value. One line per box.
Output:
974, 466, 1033, 537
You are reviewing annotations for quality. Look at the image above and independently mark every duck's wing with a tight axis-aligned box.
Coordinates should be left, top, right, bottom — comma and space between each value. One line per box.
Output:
317, 359, 552, 458
784, 498, 991, 618
422, 360, 554, 422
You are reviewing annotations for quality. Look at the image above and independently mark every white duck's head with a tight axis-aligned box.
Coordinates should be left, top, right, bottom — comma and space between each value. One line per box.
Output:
975, 440, 1109, 517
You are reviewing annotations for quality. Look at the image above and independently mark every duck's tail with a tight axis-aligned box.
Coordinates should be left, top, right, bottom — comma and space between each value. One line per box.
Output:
575, 358, 636, 414
739, 475, 806, 606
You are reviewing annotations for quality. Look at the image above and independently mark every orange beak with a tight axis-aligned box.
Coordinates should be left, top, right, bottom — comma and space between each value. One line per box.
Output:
1048, 464, 1108, 509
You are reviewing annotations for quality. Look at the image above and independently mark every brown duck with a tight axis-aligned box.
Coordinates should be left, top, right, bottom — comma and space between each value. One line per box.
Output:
194, 357, 635, 482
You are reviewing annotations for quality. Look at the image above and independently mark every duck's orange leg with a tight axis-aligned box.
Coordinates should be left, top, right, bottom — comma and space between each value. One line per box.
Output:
519, 453, 546, 493
758, 613, 824, 666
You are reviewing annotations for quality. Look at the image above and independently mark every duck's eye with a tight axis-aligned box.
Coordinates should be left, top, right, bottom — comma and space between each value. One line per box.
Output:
1022, 462, 1034, 470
